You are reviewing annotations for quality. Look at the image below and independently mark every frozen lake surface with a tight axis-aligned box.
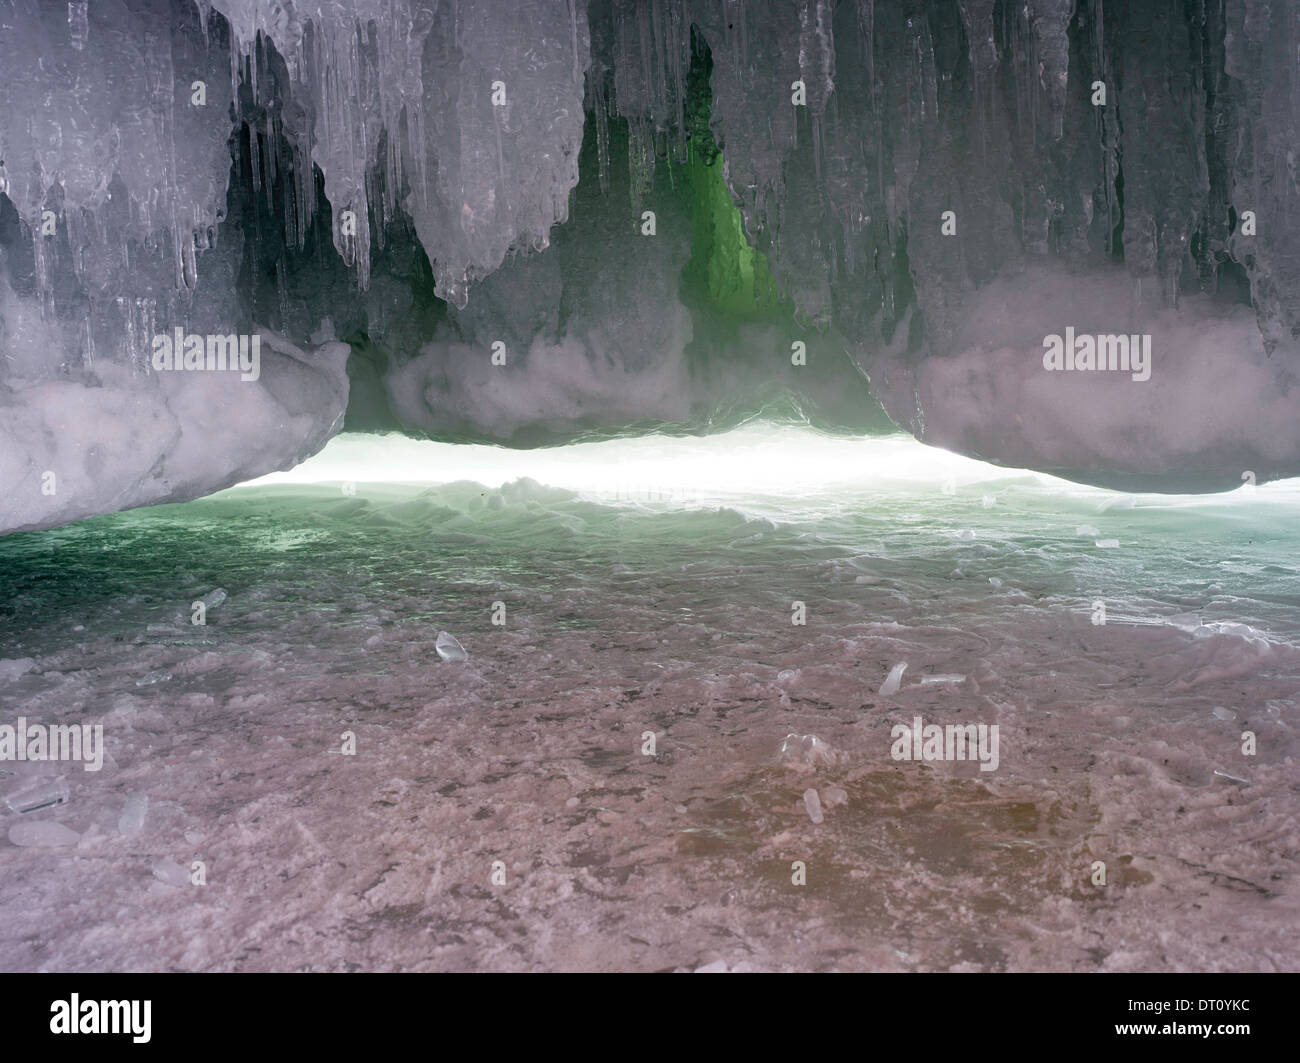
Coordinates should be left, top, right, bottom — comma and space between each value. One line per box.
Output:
1, 427, 1297, 971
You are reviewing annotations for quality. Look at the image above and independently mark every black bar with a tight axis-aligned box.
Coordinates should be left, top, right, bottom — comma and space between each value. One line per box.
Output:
0, 972, 1292, 1051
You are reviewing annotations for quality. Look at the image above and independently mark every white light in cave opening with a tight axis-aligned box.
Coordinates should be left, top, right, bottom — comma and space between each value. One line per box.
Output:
240, 425, 1295, 507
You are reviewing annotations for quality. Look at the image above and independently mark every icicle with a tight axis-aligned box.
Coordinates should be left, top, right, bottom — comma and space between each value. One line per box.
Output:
78, 310, 94, 369
735, 0, 748, 69
250, 31, 259, 103
628, 118, 655, 209
569, 0, 581, 88
32, 220, 51, 317
812, 112, 824, 184
857, 0, 874, 77
650, 0, 664, 124
67, 1, 88, 51
798, 0, 835, 115
181, 230, 197, 291
957, 0, 997, 154
669, 0, 686, 140
249, 121, 262, 202
1029, 0, 1073, 141
276, 252, 290, 330
591, 75, 612, 197
263, 114, 276, 211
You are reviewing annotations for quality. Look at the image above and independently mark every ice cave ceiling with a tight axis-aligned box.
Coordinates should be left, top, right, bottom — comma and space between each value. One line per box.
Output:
1, 0, 1299, 534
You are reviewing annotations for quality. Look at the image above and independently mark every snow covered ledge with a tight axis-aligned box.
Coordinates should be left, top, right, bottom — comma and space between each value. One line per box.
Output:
0, 328, 349, 536
859, 264, 1300, 493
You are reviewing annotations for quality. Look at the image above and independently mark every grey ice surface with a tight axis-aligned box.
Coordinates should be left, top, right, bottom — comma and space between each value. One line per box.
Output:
9, 820, 80, 848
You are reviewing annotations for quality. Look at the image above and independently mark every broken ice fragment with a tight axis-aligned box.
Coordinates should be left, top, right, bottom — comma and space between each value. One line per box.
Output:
803, 788, 824, 824
9, 820, 80, 847
879, 662, 908, 696
956, 529, 976, 541
4, 777, 70, 814
1095, 539, 1120, 549
1212, 769, 1249, 785
694, 960, 729, 973
1076, 524, 1101, 537
1211, 707, 1236, 721
917, 674, 966, 686
988, 577, 1003, 588
200, 588, 228, 609
435, 631, 468, 662
779, 733, 836, 767
0, 658, 36, 682
152, 857, 190, 888
118, 794, 148, 836
822, 787, 848, 808
135, 670, 172, 687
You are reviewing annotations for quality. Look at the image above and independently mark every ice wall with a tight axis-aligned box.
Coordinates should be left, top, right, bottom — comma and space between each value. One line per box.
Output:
0, 0, 356, 535
0, 324, 350, 535
2, 0, 1300, 536
0, 0, 232, 302
673, 0, 1299, 489
0, 0, 594, 534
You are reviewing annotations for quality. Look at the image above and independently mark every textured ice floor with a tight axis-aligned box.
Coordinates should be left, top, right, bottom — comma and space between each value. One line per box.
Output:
0, 428, 1297, 972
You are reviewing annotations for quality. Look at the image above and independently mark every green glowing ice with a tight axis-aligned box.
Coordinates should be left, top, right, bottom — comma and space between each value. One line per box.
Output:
683, 144, 783, 320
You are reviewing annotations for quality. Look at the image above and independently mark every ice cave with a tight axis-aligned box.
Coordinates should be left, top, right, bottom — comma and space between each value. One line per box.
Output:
0, 0, 1297, 975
